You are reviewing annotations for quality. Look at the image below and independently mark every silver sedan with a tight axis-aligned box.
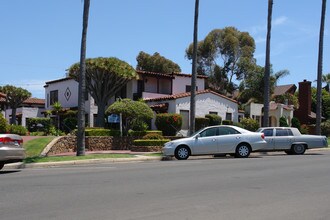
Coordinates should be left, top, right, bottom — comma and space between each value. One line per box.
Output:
0, 134, 25, 170
163, 125, 267, 160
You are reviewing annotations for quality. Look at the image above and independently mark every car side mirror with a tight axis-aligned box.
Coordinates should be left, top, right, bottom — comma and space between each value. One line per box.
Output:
195, 134, 200, 139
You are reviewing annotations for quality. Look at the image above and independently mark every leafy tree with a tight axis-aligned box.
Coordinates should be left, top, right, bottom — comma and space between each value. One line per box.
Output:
279, 116, 289, 127
273, 93, 298, 108
136, 51, 181, 73
69, 57, 137, 128
0, 85, 31, 124
52, 101, 62, 133
311, 87, 330, 120
106, 99, 153, 135
186, 27, 256, 93
321, 73, 330, 92
0, 113, 8, 133
240, 118, 259, 131
238, 65, 289, 103
291, 117, 301, 131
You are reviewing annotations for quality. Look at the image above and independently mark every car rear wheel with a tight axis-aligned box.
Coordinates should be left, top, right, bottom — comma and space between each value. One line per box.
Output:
292, 144, 306, 155
0, 163, 4, 170
175, 146, 190, 160
235, 144, 251, 158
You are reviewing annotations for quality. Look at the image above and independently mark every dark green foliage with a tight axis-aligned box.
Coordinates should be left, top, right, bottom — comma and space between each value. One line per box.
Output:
142, 133, 164, 140
0, 114, 7, 133
321, 120, 330, 136
62, 117, 78, 134
130, 119, 149, 131
279, 117, 289, 127
136, 51, 181, 73
155, 113, 182, 136
239, 118, 259, 131
85, 128, 120, 137
205, 114, 222, 126
195, 117, 210, 131
106, 99, 153, 135
311, 88, 330, 120
8, 124, 27, 135
133, 139, 170, 146
128, 130, 162, 137
27, 118, 52, 133
291, 117, 301, 131
222, 120, 233, 125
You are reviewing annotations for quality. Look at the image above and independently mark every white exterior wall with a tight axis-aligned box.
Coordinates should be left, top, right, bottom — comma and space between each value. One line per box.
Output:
5, 107, 44, 126
172, 76, 205, 94
45, 79, 79, 109
175, 93, 238, 122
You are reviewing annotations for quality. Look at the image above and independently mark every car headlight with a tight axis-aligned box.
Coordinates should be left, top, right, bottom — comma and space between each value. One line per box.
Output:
164, 142, 174, 147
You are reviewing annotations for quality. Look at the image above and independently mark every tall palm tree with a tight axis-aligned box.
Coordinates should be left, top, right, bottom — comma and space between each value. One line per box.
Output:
263, 0, 273, 127
316, 0, 327, 135
189, 0, 199, 136
321, 73, 330, 92
77, 0, 90, 156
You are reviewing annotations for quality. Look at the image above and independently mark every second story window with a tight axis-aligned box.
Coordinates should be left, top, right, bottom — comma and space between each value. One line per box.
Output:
185, 85, 198, 92
50, 90, 58, 105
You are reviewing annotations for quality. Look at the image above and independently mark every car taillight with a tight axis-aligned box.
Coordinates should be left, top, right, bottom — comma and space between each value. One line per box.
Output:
0, 137, 22, 145
261, 133, 265, 139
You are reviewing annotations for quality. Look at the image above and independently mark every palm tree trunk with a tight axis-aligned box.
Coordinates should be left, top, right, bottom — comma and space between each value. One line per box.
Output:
316, 0, 327, 135
77, 0, 90, 156
263, 0, 273, 127
189, 0, 199, 136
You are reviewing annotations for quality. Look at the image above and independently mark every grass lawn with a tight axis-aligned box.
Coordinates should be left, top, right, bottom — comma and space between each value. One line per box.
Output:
22, 136, 141, 164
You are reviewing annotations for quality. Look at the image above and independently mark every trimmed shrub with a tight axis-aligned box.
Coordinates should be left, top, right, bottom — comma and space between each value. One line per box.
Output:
291, 117, 301, 131
239, 118, 259, 131
300, 124, 309, 134
128, 130, 162, 137
195, 117, 210, 131
142, 133, 164, 140
0, 114, 7, 133
133, 139, 170, 146
85, 128, 121, 137
8, 124, 28, 135
130, 119, 149, 131
279, 117, 289, 127
222, 120, 233, 125
205, 114, 222, 126
155, 113, 182, 136
321, 120, 330, 136
27, 118, 52, 133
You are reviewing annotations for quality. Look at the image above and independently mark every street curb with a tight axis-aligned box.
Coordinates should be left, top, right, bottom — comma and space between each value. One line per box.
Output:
3, 155, 163, 169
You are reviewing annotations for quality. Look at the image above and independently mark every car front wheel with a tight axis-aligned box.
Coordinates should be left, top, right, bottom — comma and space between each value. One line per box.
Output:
235, 144, 251, 158
292, 144, 306, 155
175, 146, 190, 160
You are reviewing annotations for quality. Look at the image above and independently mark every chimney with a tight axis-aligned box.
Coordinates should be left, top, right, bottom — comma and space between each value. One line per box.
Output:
295, 80, 311, 124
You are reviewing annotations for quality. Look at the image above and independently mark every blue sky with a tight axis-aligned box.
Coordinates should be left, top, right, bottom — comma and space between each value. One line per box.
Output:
1, 0, 329, 98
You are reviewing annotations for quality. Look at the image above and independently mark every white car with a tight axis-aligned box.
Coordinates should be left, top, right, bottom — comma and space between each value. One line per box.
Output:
0, 134, 25, 170
163, 125, 267, 160
256, 127, 328, 155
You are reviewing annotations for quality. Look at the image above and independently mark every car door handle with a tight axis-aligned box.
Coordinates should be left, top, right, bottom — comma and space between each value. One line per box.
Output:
236, 137, 240, 139
212, 138, 216, 142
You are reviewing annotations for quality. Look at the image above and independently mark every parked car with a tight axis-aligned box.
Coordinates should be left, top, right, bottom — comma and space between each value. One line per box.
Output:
256, 127, 328, 155
163, 125, 267, 160
0, 134, 25, 170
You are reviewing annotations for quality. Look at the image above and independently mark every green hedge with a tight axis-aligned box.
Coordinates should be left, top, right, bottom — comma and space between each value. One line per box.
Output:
155, 113, 182, 136
222, 120, 233, 125
128, 130, 162, 137
0, 114, 7, 133
26, 118, 52, 133
85, 128, 121, 136
195, 117, 210, 131
8, 124, 28, 135
205, 114, 222, 126
133, 139, 170, 146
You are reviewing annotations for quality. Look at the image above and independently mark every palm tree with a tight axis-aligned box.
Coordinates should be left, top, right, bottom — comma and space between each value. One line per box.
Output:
77, 0, 90, 156
321, 73, 330, 92
52, 101, 62, 135
263, 0, 273, 127
189, 0, 199, 136
316, 0, 327, 135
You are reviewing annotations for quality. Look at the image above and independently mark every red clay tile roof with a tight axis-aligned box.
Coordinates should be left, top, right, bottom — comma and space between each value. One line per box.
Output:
273, 84, 296, 96
137, 70, 208, 79
23, 98, 45, 105
144, 89, 237, 103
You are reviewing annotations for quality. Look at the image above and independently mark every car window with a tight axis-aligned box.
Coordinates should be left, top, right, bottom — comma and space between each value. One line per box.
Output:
218, 127, 240, 136
199, 127, 218, 137
262, 129, 273, 137
276, 129, 292, 136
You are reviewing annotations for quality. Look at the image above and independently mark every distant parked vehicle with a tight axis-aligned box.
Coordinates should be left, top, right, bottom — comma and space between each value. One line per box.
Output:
163, 125, 267, 160
256, 127, 328, 155
0, 134, 25, 170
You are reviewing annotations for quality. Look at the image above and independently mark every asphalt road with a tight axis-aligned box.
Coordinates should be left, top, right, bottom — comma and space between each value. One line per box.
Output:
1, 150, 330, 220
